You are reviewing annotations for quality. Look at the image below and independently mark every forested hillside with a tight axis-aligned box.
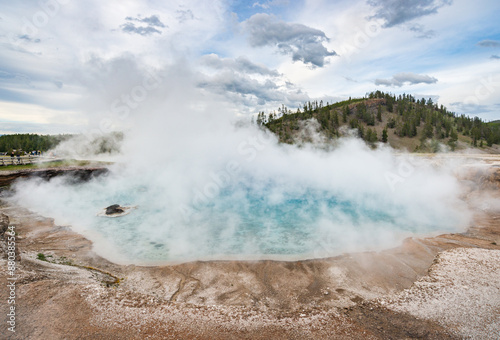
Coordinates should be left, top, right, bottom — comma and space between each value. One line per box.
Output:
258, 91, 500, 152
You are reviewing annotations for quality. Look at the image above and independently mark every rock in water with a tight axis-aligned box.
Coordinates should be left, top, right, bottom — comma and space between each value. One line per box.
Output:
98, 205, 136, 218
105, 204, 125, 215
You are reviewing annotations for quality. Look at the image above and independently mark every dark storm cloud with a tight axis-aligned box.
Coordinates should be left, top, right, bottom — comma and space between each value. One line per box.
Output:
367, 0, 452, 28
375, 72, 438, 87
243, 13, 336, 67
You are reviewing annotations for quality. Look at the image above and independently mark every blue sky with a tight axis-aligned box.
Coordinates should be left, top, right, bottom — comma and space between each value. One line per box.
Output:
0, 0, 499, 134
229, 0, 298, 20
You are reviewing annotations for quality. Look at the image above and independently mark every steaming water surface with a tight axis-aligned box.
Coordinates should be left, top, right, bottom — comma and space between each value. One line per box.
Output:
12, 161, 468, 265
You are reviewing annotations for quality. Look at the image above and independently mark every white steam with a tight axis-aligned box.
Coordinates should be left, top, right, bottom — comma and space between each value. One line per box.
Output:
10, 59, 472, 264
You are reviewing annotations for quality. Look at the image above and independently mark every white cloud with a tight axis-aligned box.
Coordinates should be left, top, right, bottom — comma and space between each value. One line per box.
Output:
375, 72, 438, 87
0, 101, 83, 134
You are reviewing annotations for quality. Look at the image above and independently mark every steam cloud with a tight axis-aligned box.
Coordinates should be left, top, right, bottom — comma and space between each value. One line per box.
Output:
10, 59, 471, 264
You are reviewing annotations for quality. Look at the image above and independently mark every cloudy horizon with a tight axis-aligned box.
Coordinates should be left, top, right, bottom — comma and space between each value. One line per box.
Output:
0, 0, 499, 134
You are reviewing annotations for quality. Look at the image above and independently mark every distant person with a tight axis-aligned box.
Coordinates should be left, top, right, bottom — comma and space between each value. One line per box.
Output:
17, 153, 21, 164
10, 151, 14, 164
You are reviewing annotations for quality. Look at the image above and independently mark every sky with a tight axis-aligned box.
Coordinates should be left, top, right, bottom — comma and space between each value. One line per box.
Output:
0, 0, 499, 134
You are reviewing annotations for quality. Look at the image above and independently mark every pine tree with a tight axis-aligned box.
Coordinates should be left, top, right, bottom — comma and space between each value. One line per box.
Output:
358, 125, 365, 139
377, 105, 382, 122
332, 112, 339, 127
450, 128, 458, 142
423, 119, 434, 139
342, 105, 348, 123
387, 98, 393, 112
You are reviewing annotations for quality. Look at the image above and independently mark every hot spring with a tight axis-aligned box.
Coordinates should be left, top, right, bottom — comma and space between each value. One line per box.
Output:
11, 136, 471, 265
5, 60, 471, 265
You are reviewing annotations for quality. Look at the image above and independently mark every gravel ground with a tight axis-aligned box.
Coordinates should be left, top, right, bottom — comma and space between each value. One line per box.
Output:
381, 248, 500, 339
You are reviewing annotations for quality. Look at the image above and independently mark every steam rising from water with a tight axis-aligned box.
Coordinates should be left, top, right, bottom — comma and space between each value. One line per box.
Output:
11, 61, 471, 264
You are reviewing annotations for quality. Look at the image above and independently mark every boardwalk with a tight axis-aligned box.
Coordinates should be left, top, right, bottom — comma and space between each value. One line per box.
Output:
0, 155, 54, 166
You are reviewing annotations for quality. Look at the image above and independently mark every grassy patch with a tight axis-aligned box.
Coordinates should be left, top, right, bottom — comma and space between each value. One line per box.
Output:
36, 253, 53, 261
56, 256, 73, 266
37, 253, 47, 261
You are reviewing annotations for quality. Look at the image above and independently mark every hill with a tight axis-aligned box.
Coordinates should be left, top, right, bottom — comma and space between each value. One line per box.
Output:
258, 91, 500, 152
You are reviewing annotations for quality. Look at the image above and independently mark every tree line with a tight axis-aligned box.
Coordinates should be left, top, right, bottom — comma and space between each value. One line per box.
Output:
0, 134, 73, 154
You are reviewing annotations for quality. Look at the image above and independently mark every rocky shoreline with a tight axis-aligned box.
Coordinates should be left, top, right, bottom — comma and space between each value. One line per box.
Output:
0, 166, 109, 188
0, 163, 499, 339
